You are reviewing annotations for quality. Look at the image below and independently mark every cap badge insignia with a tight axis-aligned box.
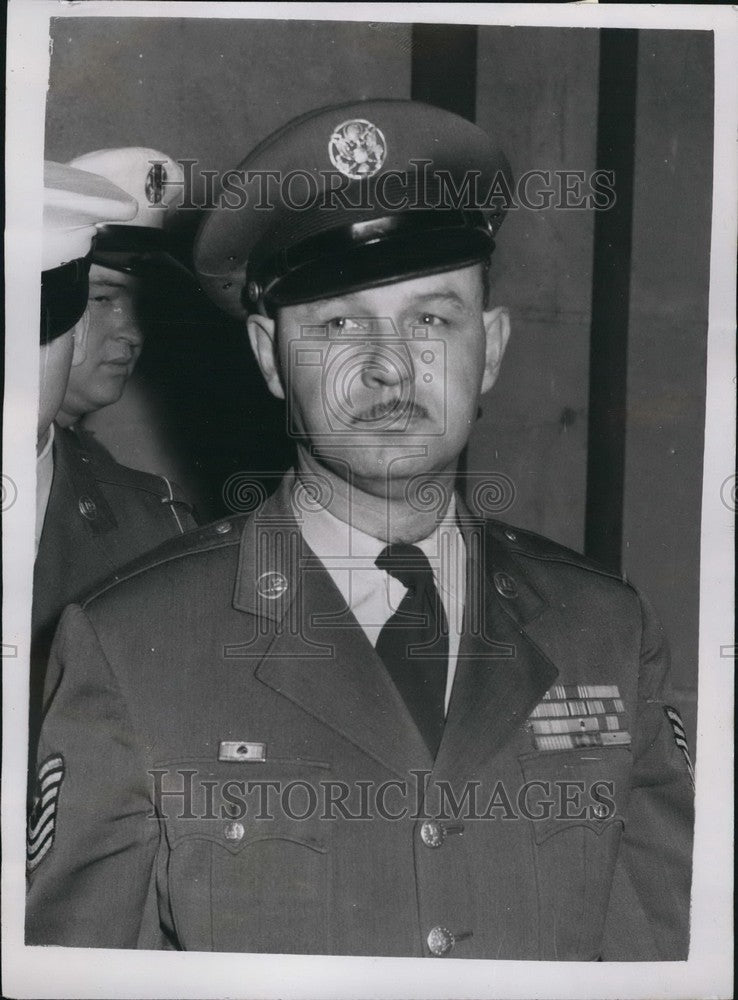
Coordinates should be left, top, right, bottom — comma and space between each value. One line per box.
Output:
328, 119, 387, 179
145, 161, 167, 205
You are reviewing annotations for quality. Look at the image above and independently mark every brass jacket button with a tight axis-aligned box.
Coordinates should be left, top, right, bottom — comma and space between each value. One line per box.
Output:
420, 820, 444, 848
427, 926, 454, 956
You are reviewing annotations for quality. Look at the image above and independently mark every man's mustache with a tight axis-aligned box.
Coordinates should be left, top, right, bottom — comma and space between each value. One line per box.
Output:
350, 398, 430, 423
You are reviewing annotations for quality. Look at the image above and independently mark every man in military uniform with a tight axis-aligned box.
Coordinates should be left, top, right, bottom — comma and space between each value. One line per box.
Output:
56, 147, 187, 428
31, 160, 197, 772
26, 101, 694, 960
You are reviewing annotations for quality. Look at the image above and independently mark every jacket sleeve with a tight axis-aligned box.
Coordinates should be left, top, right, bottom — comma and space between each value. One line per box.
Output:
600, 591, 695, 960
25, 604, 161, 948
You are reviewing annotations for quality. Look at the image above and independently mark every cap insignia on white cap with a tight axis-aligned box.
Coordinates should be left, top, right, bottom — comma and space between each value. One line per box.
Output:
145, 162, 167, 206
67, 148, 184, 229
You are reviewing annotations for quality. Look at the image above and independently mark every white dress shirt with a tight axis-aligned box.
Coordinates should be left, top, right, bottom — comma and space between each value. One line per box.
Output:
35, 423, 56, 559
296, 489, 466, 714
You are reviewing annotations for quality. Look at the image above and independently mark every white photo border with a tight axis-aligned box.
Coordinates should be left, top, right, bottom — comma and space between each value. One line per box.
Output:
2, 3, 735, 998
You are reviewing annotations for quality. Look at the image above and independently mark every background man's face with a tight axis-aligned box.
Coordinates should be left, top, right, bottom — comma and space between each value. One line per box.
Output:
37, 311, 89, 448
38, 331, 74, 447
255, 264, 509, 497
58, 263, 144, 424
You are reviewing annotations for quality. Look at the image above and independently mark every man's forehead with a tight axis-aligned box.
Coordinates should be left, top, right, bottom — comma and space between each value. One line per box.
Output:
289, 265, 483, 316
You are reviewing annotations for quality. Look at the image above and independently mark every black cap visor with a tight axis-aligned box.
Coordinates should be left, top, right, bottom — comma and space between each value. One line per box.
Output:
254, 216, 495, 309
91, 225, 193, 277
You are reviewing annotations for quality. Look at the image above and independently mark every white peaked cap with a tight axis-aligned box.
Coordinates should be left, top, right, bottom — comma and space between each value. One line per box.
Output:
67, 147, 185, 229
43, 161, 138, 271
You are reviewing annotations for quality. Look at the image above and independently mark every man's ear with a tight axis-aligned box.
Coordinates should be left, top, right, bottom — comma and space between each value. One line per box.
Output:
247, 313, 285, 400
70, 310, 90, 367
480, 306, 511, 394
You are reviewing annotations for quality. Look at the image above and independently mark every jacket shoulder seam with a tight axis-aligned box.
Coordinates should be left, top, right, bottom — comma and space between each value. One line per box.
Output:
484, 519, 629, 586
511, 547, 628, 585
82, 534, 240, 606
91, 467, 180, 498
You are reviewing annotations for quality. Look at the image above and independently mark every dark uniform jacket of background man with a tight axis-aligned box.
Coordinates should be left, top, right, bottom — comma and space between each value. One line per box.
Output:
30, 149, 197, 771
26, 101, 694, 961
32, 425, 194, 666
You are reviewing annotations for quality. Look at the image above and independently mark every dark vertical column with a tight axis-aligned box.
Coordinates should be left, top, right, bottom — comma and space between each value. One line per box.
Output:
584, 29, 639, 572
411, 24, 478, 122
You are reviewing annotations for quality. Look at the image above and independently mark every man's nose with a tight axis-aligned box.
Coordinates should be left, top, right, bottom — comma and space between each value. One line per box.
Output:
359, 340, 411, 390
117, 322, 144, 348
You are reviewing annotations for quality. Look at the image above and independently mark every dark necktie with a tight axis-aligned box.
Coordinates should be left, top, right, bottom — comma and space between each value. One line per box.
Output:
375, 543, 449, 757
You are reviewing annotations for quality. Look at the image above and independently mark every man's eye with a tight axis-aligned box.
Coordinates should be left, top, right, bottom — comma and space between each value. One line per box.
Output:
417, 313, 445, 326
327, 317, 365, 332
90, 295, 111, 304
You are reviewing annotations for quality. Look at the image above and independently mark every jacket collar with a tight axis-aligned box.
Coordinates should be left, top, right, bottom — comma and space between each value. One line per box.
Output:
51, 424, 119, 536
455, 493, 547, 628
232, 470, 302, 622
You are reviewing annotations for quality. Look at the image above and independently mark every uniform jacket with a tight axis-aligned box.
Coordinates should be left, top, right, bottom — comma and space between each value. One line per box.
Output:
30, 425, 197, 764
26, 474, 693, 960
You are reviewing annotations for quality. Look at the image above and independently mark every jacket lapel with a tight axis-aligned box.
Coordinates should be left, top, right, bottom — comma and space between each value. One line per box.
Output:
433, 514, 559, 779
232, 475, 433, 779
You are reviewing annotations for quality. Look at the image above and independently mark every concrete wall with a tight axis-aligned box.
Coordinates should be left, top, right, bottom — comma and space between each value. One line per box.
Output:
473, 26, 599, 552
44, 18, 712, 746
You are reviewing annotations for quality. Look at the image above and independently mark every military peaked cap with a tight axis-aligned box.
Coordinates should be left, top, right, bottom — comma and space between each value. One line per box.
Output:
195, 99, 512, 314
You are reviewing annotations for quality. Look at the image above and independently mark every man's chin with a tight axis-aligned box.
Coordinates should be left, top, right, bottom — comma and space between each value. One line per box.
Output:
71, 393, 125, 419
89, 376, 129, 405
311, 448, 456, 498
